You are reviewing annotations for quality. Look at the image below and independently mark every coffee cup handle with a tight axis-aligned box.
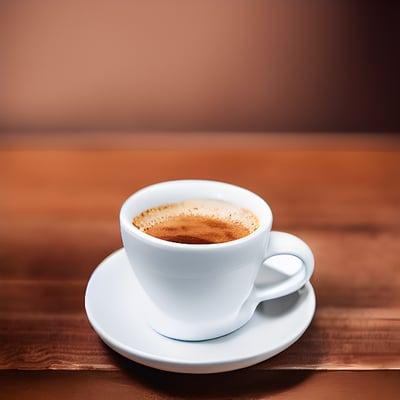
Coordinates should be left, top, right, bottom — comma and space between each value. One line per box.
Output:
243, 231, 314, 315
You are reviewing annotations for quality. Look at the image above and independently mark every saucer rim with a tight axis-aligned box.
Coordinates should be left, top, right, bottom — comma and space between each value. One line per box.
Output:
85, 248, 316, 374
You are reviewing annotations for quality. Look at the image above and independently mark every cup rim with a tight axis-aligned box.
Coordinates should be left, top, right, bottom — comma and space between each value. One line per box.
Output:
120, 179, 273, 249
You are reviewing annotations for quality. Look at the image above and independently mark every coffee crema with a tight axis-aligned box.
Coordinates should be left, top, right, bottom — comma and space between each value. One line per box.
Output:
132, 199, 259, 244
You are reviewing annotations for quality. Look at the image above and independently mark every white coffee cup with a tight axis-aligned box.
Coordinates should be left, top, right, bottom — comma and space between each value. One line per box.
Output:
120, 180, 314, 341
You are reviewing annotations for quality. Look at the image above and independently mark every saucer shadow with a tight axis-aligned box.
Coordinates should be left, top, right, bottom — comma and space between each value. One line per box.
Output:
102, 254, 316, 397
107, 346, 314, 399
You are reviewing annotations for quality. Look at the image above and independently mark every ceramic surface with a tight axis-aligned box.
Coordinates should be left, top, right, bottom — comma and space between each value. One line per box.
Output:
85, 249, 316, 373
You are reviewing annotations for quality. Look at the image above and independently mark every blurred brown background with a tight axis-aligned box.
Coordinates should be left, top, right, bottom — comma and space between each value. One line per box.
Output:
0, 0, 399, 133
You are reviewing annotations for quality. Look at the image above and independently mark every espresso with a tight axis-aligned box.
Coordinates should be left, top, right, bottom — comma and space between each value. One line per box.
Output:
132, 199, 259, 244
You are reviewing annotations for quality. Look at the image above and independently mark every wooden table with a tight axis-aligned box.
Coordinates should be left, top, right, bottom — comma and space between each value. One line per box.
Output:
1, 132, 399, 398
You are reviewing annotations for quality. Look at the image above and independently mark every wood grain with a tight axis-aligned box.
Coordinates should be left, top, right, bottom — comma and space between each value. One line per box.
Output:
1, 370, 399, 400
0, 133, 399, 395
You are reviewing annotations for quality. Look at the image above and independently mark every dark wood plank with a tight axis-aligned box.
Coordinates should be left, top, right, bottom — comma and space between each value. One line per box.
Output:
0, 371, 399, 400
1, 306, 399, 371
1, 149, 399, 230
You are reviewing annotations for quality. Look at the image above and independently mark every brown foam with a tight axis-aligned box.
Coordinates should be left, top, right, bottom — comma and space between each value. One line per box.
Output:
132, 199, 259, 244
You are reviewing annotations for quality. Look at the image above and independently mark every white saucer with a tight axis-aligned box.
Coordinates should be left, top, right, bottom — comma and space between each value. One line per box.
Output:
85, 249, 316, 374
